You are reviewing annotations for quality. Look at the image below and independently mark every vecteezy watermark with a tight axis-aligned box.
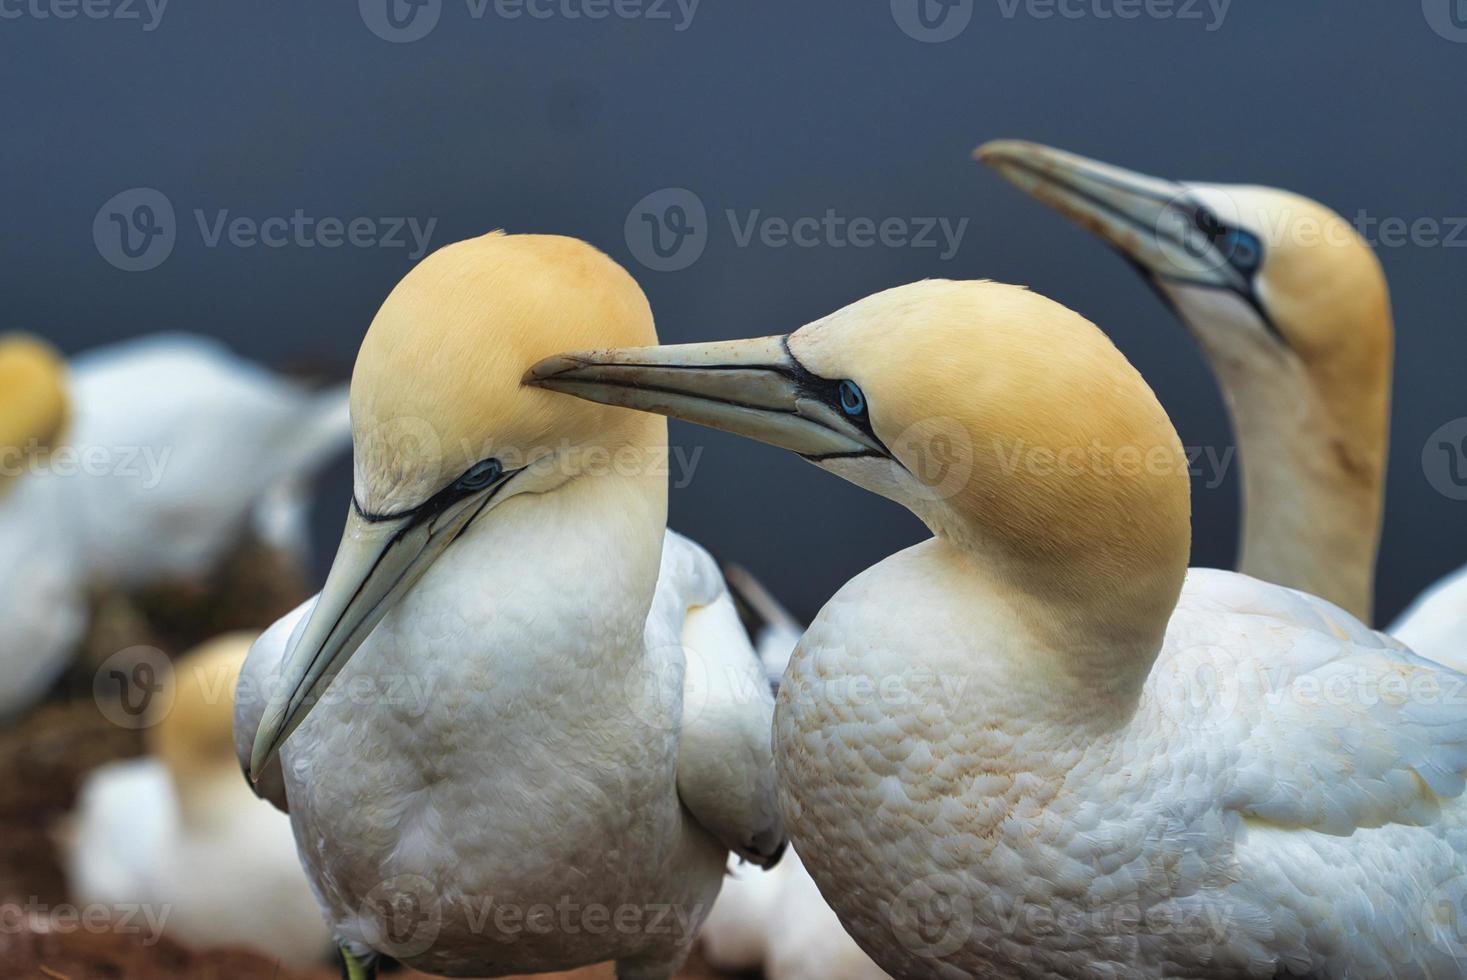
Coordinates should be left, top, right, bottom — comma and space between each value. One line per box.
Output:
0, 0, 167, 31
1153, 194, 1467, 282
891, 0, 1229, 42
1352, 212, 1467, 250
358, 878, 704, 959
94, 187, 438, 272
1423, 0, 1467, 42
993, 0, 1231, 31
992, 437, 1233, 490
625, 188, 968, 272
0, 440, 171, 487
1423, 418, 1467, 502
93, 647, 174, 730
359, 0, 699, 43
624, 188, 708, 272
888, 875, 1231, 963
1, 899, 171, 945
93, 188, 176, 272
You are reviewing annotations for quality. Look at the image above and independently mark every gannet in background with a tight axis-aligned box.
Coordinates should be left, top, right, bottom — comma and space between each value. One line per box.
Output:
977, 141, 1467, 673
702, 566, 890, 980
238, 232, 784, 980
64, 632, 331, 968
0, 335, 86, 716
531, 279, 1467, 978
0, 333, 350, 719
701, 849, 890, 980
977, 140, 1391, 626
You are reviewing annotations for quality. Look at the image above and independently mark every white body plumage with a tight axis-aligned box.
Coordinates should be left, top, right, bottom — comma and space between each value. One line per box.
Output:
777, 551, 1467, 979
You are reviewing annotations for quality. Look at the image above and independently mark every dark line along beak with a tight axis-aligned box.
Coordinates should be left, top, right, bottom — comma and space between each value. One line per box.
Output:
524, 335, 888, 462
246, 470, 514, 780
976, 139, 1249, 294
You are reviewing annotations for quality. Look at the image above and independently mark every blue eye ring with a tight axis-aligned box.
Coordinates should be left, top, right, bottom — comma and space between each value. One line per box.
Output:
838, 380, 866, 416
455, 458, 503, 493
1222, 230, 1262, 274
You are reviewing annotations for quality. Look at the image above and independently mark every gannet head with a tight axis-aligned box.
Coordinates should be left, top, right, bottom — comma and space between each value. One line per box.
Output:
248, 232, 661, 777
530, 280, 1191, 642
151, 632, 256, 788
975, 140, 1392, 452
0, 334, 68, 494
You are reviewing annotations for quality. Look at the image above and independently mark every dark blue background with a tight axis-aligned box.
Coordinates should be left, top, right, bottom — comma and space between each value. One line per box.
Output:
5, 1, 1464, 624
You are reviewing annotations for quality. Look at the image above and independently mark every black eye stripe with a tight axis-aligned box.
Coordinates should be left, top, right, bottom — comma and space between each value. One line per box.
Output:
354, 458, 512, 524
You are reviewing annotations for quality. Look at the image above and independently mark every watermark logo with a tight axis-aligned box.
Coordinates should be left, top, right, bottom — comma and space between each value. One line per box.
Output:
891, 0, 973, 42
1423, 418, 1467, 501
93, 188, 438, 272
888, 416, 974, 503
361, 875, 442, 958
994, 0, 1231, 31
360, 0, 442, 42
889, 874, 973, 957
361, 0, 698, 42
1423, 0, 1467, 41
93, 646, 173, 729
623, 188, 968, 272
94, 188, 176, 272
0, 900, 171, 944
625, 187, 708, 272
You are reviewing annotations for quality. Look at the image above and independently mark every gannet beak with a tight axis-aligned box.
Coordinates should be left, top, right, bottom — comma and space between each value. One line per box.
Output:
247, 475, 512, 779
525, 336, 888, 460
976, 139, 1248, 293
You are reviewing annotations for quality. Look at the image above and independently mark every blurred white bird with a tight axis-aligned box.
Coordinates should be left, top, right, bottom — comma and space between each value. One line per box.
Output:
532, 279, 1467, 978
702, 847, 890, 980
0, 333, 350, 718
238, 233, 784, 980
978, 140, 1467, 669
704, 566, 890, 980
63, 632, 332, 968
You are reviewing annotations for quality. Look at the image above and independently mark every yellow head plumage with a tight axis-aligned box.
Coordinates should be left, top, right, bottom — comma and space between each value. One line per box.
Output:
1182, 183, 1392, 459
351, 231, 664, 515
148, 632, 256, 785
790, 280, 1192, 637
0, 334, 69, 492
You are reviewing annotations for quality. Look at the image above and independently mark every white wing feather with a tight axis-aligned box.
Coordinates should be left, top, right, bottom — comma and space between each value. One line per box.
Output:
651, 531, 785, 865
1158, 570, 1467, 836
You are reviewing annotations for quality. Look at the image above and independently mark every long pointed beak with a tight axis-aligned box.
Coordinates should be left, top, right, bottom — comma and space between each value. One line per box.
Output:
247, 482, 502, 778
976, 139, 1245, 292
524, 336, 888, 461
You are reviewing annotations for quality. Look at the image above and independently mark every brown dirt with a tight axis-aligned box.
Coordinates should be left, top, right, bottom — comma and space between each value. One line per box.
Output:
0, 923, 730, 980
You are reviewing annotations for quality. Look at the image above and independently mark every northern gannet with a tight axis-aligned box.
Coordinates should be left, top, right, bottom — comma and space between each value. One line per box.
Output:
0, 333, 351, 718
238, 232, 784, 980
63, 632, 331, 967
977, 140, 1391, 627
530, 279, 1467, 978
977, 140, 1467, 670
